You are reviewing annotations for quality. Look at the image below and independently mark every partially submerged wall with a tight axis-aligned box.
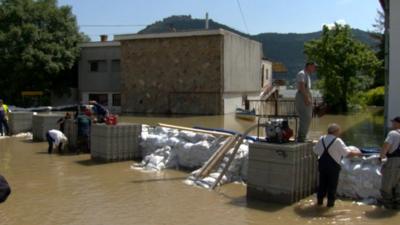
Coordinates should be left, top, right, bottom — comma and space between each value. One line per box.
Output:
8, 112, 33, 134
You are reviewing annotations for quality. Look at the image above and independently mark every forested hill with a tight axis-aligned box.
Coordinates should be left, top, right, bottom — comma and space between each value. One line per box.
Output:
139, 15, 378, 85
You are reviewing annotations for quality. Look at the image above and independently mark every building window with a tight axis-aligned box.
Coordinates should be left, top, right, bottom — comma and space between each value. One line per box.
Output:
89, 93, 108, 106
111, 59, 120, 72
112, 94, 121, 106
89, 60, 107, 72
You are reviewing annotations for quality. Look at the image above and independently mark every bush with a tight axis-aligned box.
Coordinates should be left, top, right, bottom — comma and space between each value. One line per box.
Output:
365, 86, 385, 106
348, 92, 367, 111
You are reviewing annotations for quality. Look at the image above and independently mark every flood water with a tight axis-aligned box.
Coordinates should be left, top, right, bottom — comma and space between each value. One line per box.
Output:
1, 108, 398, 225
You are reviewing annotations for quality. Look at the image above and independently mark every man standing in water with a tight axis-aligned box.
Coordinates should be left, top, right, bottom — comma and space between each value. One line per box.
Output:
314, 124, 361, 207
295, 62, 316, 142
380, 117, 400, 209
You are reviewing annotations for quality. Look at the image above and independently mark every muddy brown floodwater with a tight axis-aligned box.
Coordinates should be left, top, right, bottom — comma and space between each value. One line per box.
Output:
1, 108, 399, 225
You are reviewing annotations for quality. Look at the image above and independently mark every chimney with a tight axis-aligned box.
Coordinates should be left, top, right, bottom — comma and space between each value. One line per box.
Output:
100, 34, 108, 42
205, 12, 209, 29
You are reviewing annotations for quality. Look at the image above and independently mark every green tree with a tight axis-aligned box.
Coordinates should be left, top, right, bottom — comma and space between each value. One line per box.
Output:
304, 24, 381, 112
0, 0, 85, 105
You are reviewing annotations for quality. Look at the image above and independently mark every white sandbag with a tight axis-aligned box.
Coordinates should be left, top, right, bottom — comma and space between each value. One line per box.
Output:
337, 155, 382, 201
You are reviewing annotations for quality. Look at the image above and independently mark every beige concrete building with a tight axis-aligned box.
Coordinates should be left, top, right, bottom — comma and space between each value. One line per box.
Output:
114, 29, 263, 115
78, 29, 263, 115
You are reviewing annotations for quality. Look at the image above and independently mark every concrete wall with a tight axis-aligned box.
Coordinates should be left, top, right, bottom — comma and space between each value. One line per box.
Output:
223, 33, 262, 93
388, 0, 400, 122
78, 44, 121, 93
120, 35, 223, 114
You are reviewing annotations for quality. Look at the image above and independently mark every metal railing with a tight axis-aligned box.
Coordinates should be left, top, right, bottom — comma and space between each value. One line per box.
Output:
248, 99, 297, 117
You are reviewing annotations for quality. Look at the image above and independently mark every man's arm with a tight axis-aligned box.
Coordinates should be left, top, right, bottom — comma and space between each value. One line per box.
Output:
380, 142, 391, 159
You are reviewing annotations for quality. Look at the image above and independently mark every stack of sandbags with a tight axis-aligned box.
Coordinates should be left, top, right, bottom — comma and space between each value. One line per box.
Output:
137, 126, 218, 170
337, 155, 382, 201
136, 125, 251, 188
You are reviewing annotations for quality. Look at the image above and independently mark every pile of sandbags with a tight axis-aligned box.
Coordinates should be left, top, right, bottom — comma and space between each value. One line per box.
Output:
337, 155, 382, 202
133, 125, 250, 187
136, 126, 218, 170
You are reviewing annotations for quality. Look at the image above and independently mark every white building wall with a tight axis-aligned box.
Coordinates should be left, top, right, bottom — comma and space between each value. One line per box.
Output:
223, 32, 262, 92
261, 60, 273, 87
388, 0, 400, 123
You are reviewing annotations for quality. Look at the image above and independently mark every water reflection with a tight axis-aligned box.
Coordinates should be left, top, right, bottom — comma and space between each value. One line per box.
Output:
121, 107, 385, 147
0, 108, 394, 225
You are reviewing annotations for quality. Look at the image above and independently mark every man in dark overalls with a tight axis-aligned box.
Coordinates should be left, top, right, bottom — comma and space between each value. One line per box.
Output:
313, 124, 361, 207
380, 116, 400, 209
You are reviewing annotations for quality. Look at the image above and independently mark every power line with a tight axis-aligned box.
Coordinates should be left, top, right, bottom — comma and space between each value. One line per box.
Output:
236, 0, 249, 34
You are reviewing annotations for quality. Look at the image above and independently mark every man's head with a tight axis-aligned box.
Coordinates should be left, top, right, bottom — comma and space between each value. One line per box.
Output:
305, 62, 317, 74
391, 116, 400, 129
0, 99, 3, 105
327, 123, 341, 136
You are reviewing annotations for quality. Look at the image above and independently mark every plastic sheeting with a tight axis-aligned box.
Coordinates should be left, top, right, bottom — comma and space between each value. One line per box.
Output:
337, 155, 382, 202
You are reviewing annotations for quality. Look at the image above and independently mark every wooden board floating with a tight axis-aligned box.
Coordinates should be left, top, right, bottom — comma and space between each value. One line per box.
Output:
158, 123, 232, 137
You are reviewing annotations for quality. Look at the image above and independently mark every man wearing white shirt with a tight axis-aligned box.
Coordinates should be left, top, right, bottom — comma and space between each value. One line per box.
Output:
313, 123, 361, 207
46, 129, 68, 154
380, 116, 400, 209
295, 62, 316, 142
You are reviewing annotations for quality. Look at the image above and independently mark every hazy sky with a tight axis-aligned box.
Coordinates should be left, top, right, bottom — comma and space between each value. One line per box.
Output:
58, 0, 382, 40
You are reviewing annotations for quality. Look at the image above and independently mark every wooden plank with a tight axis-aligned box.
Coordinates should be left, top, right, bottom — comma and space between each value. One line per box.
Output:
211, 123, 259, 189
196, 135, 240, 178
158, 123, 232, 137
